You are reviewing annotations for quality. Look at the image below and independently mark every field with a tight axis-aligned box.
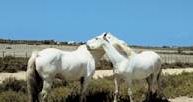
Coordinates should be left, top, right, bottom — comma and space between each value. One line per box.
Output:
1, 72, 193, 102
0, 44, 193, 64
0, 44, 193, 102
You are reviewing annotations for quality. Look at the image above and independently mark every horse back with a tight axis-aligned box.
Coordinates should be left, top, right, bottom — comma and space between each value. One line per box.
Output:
129, 51, 161, 73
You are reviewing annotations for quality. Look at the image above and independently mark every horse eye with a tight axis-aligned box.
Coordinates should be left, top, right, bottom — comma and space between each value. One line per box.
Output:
95, 38, 98, 40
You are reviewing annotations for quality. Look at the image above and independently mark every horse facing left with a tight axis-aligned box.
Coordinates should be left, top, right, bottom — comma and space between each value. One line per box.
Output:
27, 45, 95, 102
86, 33, 162, 102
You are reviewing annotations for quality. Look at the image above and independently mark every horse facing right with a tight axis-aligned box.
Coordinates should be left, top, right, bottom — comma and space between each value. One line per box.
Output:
27, 45, 95, 102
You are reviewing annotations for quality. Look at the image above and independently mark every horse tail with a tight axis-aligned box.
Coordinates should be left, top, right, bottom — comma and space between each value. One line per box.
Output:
147, 54, 162, 94
156, 56, 162, 80
27, 51, 43, 102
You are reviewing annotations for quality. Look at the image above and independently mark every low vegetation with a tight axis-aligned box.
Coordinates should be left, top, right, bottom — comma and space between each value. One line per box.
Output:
0, 56, 193, 73
0, 56, 28, 73
162, 62, 193, 69
0, 72, 193, 102
161, 72, 193, 98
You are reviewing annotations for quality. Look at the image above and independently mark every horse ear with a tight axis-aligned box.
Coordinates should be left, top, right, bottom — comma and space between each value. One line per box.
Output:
103, 33, 109, 42
104, 33, 107, 37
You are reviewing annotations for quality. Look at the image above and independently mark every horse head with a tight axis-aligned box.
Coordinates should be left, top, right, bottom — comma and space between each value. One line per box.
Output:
86, 32, 110, 50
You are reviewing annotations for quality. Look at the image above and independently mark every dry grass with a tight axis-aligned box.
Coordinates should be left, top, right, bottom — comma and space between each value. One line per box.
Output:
0, 56, 193, 73
0, 72, 193, 102
0, 56, 27, 73
0, 44, 193, 64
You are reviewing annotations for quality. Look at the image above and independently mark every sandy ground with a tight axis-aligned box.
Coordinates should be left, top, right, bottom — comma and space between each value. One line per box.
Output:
169, 96, 193, 102
93, 68, 193, 79
0, 71, 26, 83
1, 68, 193, 102
162, 68, 193, 75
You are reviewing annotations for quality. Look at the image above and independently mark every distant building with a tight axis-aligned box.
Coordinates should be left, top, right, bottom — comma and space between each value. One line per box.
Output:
67, 41, 76, 45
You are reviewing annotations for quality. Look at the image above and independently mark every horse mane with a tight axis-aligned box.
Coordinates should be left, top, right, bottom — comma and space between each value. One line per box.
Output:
114, 43, 134, 58
103, 32, 135, 58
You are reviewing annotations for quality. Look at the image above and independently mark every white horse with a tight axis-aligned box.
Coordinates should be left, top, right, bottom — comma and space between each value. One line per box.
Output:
86, 33, 162, 102
27, 45, 95, 102
95, 32, 135, 61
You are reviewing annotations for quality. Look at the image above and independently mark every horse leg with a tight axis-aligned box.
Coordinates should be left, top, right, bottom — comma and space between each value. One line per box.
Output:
146, 74, 153, 101
113, 76, 120, 102
153, 60, 162, 94
152, 72, 160, 94
146, 74, 153, 92
39, 79, 53, 102
80, 77, 90, 102
156, 69, 162, 93
126, 79, 133, 102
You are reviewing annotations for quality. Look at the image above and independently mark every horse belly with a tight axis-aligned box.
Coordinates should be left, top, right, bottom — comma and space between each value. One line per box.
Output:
130, 59, 154, 79
61, 66, 85, 81
132, 67, 153, 80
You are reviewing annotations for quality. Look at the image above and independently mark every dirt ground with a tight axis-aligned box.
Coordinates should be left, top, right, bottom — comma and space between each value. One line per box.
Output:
0, 68, 193, 102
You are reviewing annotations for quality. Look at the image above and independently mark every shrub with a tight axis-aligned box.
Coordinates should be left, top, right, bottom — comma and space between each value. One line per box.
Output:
162, 62, 193, 69
0, 78, 26, 93
161, 72, 193, 98
1, 56, 193, 73
1, 72, 193, 102
0, 57, 28, 73
0, 91, 27, 102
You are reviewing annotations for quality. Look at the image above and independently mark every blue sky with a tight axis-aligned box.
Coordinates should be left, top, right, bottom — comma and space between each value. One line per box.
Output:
0, 0, 193, 46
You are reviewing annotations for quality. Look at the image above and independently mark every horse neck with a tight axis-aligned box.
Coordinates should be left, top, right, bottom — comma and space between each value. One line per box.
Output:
76, 45, 89, 52
102, 41, 126, 66
74, 45, 90, 55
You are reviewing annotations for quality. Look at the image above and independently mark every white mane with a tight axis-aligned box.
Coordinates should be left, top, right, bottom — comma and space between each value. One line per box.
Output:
98, 32, 135, 59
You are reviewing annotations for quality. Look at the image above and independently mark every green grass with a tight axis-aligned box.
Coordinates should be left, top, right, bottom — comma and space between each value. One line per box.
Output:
0, 72, 193, 102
